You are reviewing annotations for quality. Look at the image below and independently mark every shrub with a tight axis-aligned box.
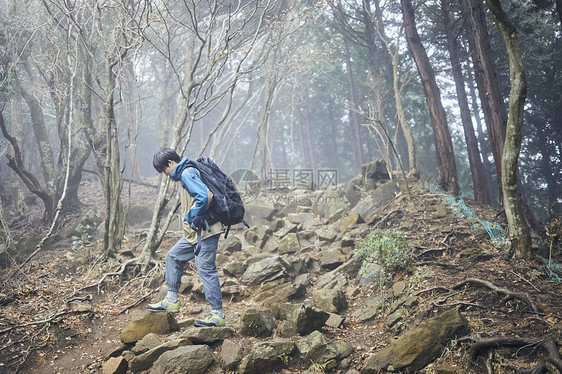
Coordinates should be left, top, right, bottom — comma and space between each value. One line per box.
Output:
355, 229, 412, 273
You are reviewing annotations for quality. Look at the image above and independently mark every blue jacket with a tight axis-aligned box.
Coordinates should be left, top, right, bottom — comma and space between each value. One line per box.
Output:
169, 158, 208, 224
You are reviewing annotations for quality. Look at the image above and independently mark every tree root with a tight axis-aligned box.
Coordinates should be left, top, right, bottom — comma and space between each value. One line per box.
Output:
79, 256, 161, 292
466, 336, 562, 371
453, 277, 539, 313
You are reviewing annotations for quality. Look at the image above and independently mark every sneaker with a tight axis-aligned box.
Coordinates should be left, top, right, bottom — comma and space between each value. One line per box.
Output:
194, 312, 225, 327
146, 299, 180, 313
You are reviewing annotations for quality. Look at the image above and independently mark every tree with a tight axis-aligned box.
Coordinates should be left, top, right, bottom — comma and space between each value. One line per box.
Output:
401, 0, 459, 194
441, 0, 491, 203
139, 0, 279, 264
484, 0, 531, 258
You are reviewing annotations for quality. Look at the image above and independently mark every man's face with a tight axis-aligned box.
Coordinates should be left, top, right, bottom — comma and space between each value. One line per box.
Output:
163, 160, 178, 176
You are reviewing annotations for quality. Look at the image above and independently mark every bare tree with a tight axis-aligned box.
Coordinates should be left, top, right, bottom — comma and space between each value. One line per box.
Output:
139, 0, 279, 264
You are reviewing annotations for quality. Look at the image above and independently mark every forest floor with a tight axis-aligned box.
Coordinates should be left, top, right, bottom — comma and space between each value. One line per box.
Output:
0, 179, 561, 374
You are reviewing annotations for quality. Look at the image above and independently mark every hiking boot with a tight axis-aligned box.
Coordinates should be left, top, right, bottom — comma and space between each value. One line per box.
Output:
147, 299, 180, 313
194, 312, 225, 327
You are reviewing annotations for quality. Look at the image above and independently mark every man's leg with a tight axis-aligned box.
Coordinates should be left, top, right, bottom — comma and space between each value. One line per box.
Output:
147, 237, 195, 312
193, 234, 225, 326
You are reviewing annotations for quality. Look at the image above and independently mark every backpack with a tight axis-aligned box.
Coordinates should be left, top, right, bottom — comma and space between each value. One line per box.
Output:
183, 156, 249, 239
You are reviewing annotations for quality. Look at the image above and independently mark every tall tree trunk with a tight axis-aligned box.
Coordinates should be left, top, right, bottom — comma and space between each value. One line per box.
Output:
556, 0, 562, 26
342, 34, 363, 173
467, 65, 497, 202
461, 0, 507, 189
401, 0, 459, 194
441, 0, 491, 203
372, 0, 416, 172
485, 0, 531, 258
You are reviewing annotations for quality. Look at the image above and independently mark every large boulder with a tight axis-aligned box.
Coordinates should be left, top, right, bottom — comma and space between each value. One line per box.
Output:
241, 256, 290, 285
245, 199, 278, 225
180, 326, 233, 343
238, 340, 296, 374
221, 339, 245, 370
272, 303, 330, 336
277, 233, 300, 254
129, 338, 191, 373
352, 181, 399, 222
148, 345, 218, 374
361, 308, 470, 373
312, 288, 348, 314
236, 309, 277, 337
312, 187, 349, 220
120, 313, 179, 344
296, 330, 340, 365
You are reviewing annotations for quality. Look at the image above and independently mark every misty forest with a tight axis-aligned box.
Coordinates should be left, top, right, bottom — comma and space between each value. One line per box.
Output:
0, 0, 561, 373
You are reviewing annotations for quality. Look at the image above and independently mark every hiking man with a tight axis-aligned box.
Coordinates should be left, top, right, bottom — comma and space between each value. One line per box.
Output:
147, 148, 225, 327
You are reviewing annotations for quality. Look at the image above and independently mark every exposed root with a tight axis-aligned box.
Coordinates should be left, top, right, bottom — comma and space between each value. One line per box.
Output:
79, 256, 162, 292
453, 277, 539, 313
466, 336, 562, 371
118, 289, 158, 315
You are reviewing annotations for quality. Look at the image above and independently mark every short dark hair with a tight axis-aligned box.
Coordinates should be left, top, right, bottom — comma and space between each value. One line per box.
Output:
153, 148, 181, 173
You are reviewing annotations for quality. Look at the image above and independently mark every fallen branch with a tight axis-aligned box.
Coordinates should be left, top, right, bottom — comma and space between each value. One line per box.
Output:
453, 277, 539, 313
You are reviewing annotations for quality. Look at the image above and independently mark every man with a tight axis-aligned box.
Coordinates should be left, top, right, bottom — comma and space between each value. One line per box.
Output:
147, 148, 225, 327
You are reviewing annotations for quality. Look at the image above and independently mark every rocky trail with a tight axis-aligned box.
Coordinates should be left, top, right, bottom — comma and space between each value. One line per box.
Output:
1, 160, 561, 374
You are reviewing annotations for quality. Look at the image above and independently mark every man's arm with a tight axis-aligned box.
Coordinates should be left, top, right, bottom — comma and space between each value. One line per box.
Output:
181, 167, 209, 224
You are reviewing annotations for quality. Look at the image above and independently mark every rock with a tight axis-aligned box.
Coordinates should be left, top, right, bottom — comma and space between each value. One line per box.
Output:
245, 229, 260, 244
316, 257, 360, 290
148, 345, 217, 374
236, 309, 277, 337
272, 303, 330, 336
296, 330, 339, 364
312, 187, 349, 219
127, 205, 154, 228
120, 313, 179, 344
223, 260, 247, 276
320, 248, 346, 270
241, 256, 289, 285
245, 199, 278, 225
132, 333, 162, 355
386, 309, 403, 328
351, 292, 389, 322
268, 219, 284, 235
393, 281, 407, 297
325, 313, 345, 328
221, 339, 245, 370
178, 276, 193, 294
102, 357, 127, 374
238, 340, 296, 374
274, 221, 297, 238
220, 235, 242, 252
352, 181, 399, 222
129, 338, 191, 373
338, 212, 364, 232
256, 282, 306, 308
362, 159, 389, 183
277, 233, 300, 254
318, 227, 338, 242
180, 326, 233, 343
261, 235, 279, 253
312, 288, 348, 313
361, 308, 470, 374
69, 300, 93, 312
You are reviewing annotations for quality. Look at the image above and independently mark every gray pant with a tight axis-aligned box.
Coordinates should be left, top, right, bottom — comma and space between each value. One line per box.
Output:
165, 234, 222, 311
